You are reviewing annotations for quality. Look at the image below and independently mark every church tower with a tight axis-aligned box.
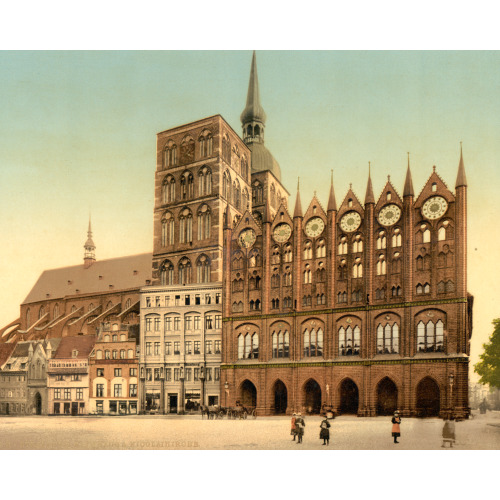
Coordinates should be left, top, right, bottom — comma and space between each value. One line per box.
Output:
83, 216, 96, 268
241, 51, 289, 223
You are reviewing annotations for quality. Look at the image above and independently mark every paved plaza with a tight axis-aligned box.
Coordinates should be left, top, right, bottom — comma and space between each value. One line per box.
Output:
1, 411, 499, 450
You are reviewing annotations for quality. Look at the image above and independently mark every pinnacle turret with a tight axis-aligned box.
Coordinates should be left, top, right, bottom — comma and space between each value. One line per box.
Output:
403, 153, 414, 197
293, 178, 303, 218
456, 143, 467, 188
327, 170, 337, 211
365, 163, 375, 204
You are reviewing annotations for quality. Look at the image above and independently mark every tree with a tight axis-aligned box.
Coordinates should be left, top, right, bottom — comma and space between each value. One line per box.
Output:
474, 318, 500, 389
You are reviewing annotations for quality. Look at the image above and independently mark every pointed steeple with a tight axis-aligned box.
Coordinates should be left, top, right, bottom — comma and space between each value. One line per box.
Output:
327, 170, 337, 211
293, 178, 303, 218
456, 142, 467, 188
84, 215, 96, 268
365, 162, 375, 204
240, 51, 267, 133
404, 152, 414, 197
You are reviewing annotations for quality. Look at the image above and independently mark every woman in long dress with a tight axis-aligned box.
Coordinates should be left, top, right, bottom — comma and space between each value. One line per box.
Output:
391, 410, 401, 444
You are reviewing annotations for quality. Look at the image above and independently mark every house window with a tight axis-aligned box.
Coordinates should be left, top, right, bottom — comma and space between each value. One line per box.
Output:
174, 317, 181, 331
154, 368, 161, 381
165, 369, 172, 381
205, 340, 213, 354
129, 384, 137, 397
114, 384, 122, 397
237, 333, 259, 359
214, 340, 221, 354
272, 330, 290, 358
130, 368, 137, 377
114, 368, 122, 377
174, 342, 180, 354
338, 325, 361, 356
76, 389, 83, 400
71, 374, 81, 381
54, 389, 61, 399
154, 342, 160, 355
303, 328, 323, 357
417, 319, 444, 353
376, 323, 400, 354
194, 341, 201, 354
165, 317, 172, 331
146, 342, 152, 355
185, 341, 192, 354
64, 389, 71, 400
146, 369, 152, 381
96, 384, 104, 397
97, 369, 104, 377
165, 342, 172, 355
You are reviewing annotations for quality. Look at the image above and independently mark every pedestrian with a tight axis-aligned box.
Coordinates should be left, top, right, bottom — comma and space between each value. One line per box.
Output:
291, 412, 297, 441
295, 413, 305, 444
391, 410, 401, 444
441, 416, 456, 448
319, 417, 331, 445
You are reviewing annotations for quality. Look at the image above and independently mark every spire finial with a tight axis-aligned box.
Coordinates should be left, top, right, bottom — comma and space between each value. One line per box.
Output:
327, 169, 337, 211
365, 162, 375, 204
407, 152, 410, 168
456, 142, 467, 188
293, 177, 303, 218
388, 175, 391, 182
404, 154, 414, 197
433, 165, 436, 173
84, 215, 96, 268
349, 183, 352, 190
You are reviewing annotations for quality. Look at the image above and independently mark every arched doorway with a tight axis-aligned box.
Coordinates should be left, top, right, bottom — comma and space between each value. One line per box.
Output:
304, 379, 321, 414
416, 377, 440, 417
240, 380, 257, 408
340, 378, 359, 414
34, 392, 42, 415
377, 377, 398, 415
273, 380, 287, 414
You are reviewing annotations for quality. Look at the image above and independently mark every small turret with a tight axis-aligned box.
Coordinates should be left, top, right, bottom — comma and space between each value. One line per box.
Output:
293, 178, 303, 218
365, 163, 375, 205
403, 153, 414, 197
84, 216, 96, 269
327, 170, 337, 211
456, 142, 467, 188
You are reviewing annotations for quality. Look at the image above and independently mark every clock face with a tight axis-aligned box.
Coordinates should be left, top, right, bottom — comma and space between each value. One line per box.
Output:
422, 196, 448, 220
273, 223, 292, 243
305, 217, 325, 238
378, 204, 402, 227
238, 228, 256, 248
340, 211, 362, 233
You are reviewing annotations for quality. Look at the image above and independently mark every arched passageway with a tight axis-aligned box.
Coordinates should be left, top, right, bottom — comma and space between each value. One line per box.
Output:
377, 377, 398, 415
416, 377, 440, 417
303, 379, 322, 414
340, 378, 359, 414
240, 380, 257, 408
273, 380, 287, 414
35, 392, 42, 415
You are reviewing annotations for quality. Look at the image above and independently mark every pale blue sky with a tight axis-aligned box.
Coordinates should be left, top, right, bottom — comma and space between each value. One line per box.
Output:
0, 51, 498, 377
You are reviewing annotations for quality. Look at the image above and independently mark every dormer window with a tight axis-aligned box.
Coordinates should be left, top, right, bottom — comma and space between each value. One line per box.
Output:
72, 349, 78, 358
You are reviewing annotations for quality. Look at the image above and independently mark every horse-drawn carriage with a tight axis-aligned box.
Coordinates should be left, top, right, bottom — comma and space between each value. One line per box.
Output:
201, 404, 257, 419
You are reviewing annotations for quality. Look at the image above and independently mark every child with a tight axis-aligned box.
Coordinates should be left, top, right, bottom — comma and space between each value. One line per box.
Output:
319, 417, 331, 445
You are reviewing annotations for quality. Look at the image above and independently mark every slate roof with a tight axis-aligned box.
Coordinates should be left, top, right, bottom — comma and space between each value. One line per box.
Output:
22, 253, 152, 304
0, 343, 16, 367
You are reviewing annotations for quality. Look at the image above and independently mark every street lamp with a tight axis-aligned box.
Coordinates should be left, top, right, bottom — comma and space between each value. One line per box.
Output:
224, 381, 229, 407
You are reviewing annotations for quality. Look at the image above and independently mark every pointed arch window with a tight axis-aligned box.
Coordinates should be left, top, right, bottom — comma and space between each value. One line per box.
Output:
337, 291, 347, 303
376, 322, 399, 354
272, 330, 290, 358
339, 325, 361, 356
178, 258, 192, 285
162, 175, 175, 203
53, 303, 60, 319
353, 258, 363, 278
180, 171, 194, 200
283, 267, 292, 286
392, 228, 402, 247
233, 253, 243, 270
223, 170, 232, 200
233, 180, 241, 209
376, 231, 387, 250
39, 306, 45, 319
423, 228, 431, 243
304, 241, 312, 260
316, 293, 326, 305
163, 141, 177, 168
417, 319, 444, 352
241, 156, 249, 180
242, 188, 249, 210
252, 181, 263, 204
283, 244, 293, 263
303, 264, 312, 284
160, 260, 174, 285
161, 212, 175, 246
197, 205, 211, 240
392, 252, 401, 273
222, 134, 231, 164
179, 208, 193, 244
338, 236, 348, 255
198, 167, 212, 196
376, 254, 386, 275
352, 234, 363, 253
338, 259, 347, 280
271, 246, 281, 264
199, 131, 213, 157
316, 238, 326, 258
196, 255, 211, 283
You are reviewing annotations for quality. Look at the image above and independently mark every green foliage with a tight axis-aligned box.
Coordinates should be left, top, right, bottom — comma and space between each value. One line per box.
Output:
475, 319, 500, 389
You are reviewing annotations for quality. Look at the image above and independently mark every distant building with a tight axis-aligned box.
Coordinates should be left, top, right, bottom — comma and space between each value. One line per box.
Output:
47, 335, 96, 415
88, 323, 139, 415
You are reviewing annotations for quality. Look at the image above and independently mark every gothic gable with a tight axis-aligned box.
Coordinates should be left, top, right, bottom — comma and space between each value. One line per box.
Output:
337, 187, 365, 219
414, 169, 455, 208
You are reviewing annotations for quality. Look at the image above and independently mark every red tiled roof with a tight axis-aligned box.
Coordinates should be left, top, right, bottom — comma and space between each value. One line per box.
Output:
53, 335, 96, 359
22, 253, 152, 304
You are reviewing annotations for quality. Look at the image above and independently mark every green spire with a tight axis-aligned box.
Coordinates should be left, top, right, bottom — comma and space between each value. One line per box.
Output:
240, 51, 267, 126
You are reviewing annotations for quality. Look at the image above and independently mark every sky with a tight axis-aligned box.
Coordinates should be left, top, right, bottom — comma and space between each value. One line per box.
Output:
0, 50, 498, 381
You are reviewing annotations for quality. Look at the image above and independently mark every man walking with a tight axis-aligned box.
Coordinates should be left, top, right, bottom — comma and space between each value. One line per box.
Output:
295, 413, 305, 444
